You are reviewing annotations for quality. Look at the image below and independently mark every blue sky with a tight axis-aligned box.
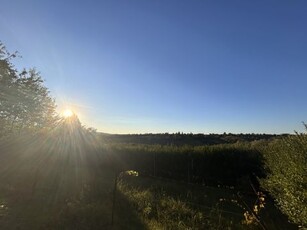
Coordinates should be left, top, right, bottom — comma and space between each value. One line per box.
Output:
1, 0, 307, 134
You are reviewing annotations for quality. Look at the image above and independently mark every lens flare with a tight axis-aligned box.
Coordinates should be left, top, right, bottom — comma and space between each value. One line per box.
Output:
63, 109, 73, 118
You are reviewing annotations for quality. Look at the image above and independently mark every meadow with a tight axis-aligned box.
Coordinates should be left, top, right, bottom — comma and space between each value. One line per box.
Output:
0, 131, 301, 229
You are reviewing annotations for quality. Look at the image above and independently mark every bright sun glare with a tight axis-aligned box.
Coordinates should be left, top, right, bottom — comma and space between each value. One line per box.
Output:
63, 109, 73, 118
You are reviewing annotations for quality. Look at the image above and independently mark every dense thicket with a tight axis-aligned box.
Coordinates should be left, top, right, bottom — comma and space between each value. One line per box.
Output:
101, 142, 265, 187
261, 125, 307, 227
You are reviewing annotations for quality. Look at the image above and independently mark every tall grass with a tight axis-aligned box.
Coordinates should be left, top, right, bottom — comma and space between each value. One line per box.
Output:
117, 174, 263, 230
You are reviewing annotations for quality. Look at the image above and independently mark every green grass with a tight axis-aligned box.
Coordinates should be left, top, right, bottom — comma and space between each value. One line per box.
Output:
118, 174, 252, 229
0, 139, 298, 229
0, 140, 146, 229
117, 173, 296, 230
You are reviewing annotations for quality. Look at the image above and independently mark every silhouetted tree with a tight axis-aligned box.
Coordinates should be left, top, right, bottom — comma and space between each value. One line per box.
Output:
0, 42, 57, 138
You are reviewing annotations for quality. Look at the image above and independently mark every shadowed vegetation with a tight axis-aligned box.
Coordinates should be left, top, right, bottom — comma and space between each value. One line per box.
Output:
260, 125, 307, 227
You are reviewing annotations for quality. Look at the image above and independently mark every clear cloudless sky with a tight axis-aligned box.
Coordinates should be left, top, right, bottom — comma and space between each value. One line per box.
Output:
1, 0, 307, 134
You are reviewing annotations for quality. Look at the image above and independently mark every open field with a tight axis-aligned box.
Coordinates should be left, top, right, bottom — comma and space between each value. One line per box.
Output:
0, 136, 298, 229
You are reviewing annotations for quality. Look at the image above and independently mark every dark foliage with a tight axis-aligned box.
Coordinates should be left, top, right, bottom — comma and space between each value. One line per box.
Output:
260, 125, 307, 227
102, 143, 265, 187
0, 42, 58, 139
100, 132, 284, 146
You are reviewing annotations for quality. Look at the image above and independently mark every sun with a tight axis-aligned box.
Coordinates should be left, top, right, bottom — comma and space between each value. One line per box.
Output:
63, 109, 74, 118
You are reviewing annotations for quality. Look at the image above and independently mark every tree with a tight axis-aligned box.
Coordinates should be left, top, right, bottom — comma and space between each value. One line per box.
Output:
0, 42, 57, 138
261, 124, 307, 227
15, 69, 58, 130
0, 43, 18, 135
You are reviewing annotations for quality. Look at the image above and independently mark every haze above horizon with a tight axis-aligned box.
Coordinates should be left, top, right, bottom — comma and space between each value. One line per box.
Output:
1, 0, 306, 134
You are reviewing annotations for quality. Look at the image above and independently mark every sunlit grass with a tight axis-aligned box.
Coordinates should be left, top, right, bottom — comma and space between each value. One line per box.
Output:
117, 175, 247, 229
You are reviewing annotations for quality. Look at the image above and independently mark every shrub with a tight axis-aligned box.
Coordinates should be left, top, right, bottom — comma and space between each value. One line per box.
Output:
261, 125, 307, 227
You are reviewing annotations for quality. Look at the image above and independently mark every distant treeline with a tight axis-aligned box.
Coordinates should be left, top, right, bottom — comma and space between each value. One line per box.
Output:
100, 132, 287, 146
